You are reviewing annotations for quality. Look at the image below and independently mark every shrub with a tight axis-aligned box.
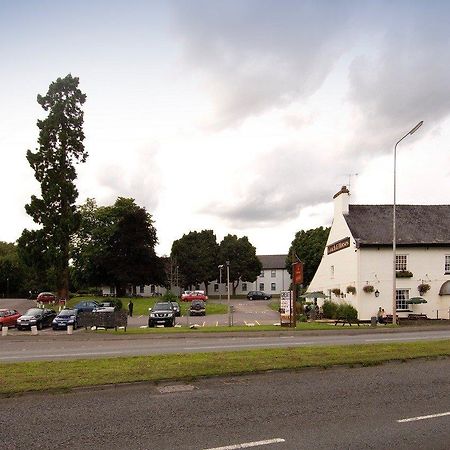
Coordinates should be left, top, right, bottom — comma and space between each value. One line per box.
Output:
331, 288, 341, 296
417, 283, 430, 295
363, 285, 374, 293
110, 298, 123, 311
322, 300, 339, 319
346, 286, 356, 295
297, 314, 308, 323
162, 291, 178, 302
336, 302, 358, 320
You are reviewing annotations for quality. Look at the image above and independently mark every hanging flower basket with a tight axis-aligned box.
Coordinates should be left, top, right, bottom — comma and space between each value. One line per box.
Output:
331, 288, 341, 296
417, 283, 430, 295
363, 285, 374, 293
346, 286, 356, 295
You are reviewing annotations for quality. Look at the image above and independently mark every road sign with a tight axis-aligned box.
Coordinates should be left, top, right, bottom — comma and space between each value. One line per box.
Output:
280, 290, 292, 326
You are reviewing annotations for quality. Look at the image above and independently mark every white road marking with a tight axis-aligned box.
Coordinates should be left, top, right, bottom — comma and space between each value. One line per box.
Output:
203, 438, 285, 450
185, 342, 309, 351
397, 411, 450, 423
365, 336, 434, 342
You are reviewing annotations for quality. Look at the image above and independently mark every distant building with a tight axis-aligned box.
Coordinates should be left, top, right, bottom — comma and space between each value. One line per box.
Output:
308, 186, 450, 320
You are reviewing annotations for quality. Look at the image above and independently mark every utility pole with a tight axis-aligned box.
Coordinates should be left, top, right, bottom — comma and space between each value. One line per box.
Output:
226, 261, 231, 326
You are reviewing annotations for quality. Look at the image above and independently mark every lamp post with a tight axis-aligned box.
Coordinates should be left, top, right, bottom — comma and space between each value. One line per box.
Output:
226, 260, 231, 326
218, 264, 224, 304
392, 121, 423, 325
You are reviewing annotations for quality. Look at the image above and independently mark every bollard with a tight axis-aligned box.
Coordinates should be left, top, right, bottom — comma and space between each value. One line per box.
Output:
67, 324, 73, 335
31, 325, 38, 335
2, 326, 8, 336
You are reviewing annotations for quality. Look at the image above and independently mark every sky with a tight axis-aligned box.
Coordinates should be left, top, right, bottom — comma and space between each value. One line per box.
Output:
1, 0, 449, 256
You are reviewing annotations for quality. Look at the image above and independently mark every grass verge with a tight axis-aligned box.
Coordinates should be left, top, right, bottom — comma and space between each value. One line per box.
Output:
1, 340, 448, 395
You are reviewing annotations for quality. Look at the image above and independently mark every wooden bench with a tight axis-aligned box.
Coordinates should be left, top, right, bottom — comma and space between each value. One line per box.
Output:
334, 317, 360, 326
408, 313, 428, 320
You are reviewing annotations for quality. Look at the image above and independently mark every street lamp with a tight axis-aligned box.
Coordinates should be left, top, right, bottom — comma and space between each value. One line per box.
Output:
392, 120, 423, 325
226, 260, 231, 326
218, 265, 224, 304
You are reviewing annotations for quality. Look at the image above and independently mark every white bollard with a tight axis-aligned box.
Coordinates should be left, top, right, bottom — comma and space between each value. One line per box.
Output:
1, 326, 8, 336
31, 325, 38, 335
67, 324, 73, 335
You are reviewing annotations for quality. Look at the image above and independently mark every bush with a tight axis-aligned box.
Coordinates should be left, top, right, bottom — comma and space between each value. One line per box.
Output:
110, 298, 123, 311
322, 300, 339, 319
297, 314, 308, 323
162, 291, 178, 302
418, 283, 430, 295
336, 302, 358, 320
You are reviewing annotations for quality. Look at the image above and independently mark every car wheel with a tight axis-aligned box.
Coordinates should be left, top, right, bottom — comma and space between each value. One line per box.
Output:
52, 327, 57, 331
73, 322, 77, 330
264, 296, 269, 300
148, 321, 154, 328
249, 296, 253, 300
37, 322, 43, 330
0, 324, 2, 331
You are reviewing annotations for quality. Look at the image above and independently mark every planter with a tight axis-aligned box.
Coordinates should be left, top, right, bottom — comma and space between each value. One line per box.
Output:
346, 286, 356, 295
331, 288, 341, 296
363, 285, 374, 293
417, 283, 430, 295
396, 270, 413, 278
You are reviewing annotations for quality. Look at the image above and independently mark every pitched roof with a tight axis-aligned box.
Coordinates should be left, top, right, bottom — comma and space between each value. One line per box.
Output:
257, 254, 287, 269
344, 205, 450, 246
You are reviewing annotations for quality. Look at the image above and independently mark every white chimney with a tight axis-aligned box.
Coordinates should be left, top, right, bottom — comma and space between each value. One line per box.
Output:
333, 185, 350, 216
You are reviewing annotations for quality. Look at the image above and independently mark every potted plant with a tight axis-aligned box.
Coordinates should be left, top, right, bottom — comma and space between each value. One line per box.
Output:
331, 288, 341, 296
396, 270, 413, 278
363, 285, 374, 294
346, 286, 356, 295
417, 283, 430, 295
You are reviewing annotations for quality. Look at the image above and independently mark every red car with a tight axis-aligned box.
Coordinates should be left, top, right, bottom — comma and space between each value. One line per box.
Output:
37, 292, 57, 303
0, 309, 21, 330
181, 290, 208, 302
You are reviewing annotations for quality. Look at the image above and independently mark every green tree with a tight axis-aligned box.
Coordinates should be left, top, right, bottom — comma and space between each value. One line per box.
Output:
218, 234, 262, 295
0, 242, 26, 297
72, 198, 164, 295
287, 226, 330, 287
19, 74, 87, 299
171, 230, 219, 294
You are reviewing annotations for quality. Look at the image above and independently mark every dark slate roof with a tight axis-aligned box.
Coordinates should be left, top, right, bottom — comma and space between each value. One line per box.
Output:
257, 254, 288, 269
344, 205, 450, 246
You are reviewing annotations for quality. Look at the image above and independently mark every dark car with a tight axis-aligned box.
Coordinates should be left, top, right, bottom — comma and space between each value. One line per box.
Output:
247, 291, 272, 300
171, 301, 181, 317
0, 309, 21, 330
189, 300, 206, 316
37, 292, 57, 303
52, 309, 78, 330
74, 301, 99, 313
148, 302, 175, 327
16, 308, 57, 330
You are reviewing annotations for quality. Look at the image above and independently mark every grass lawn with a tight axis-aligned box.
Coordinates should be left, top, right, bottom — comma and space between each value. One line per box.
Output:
1, 340, 448, 395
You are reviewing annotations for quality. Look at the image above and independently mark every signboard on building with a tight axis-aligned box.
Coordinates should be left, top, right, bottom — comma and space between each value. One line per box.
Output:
293, 261, 303, 284
280, 290, 292, 326
327, 237, 350, 255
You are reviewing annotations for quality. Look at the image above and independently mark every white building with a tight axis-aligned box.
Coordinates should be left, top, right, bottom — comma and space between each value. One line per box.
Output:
308, 186, 450, 320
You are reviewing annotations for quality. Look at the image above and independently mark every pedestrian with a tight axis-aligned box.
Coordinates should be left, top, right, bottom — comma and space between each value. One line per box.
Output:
128, 300, 134, 317
377, 307, 383, 324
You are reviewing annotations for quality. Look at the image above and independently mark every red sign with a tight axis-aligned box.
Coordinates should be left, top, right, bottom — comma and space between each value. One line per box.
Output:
293, 261, 303, 284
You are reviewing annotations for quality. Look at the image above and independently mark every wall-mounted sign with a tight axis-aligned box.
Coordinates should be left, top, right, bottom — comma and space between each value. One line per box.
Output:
293, 261, 303, 284
327, 237, 350, 255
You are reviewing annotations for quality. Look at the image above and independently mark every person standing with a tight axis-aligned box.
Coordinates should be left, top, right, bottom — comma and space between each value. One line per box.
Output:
128, 300, 134, 317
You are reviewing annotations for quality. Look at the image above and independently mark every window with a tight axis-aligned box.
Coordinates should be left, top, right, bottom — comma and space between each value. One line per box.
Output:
271, 282, 276, 291
150, 285, 155, 293
330, 265, 334, 278
109, 286, 115, 295
271, 270, 276, 278
396, 255, 407, 271
396, 289, 410, 310
214, 284, 219, 292
260, 270, 265, 278
445, 255, 450, 274
139, 285, 144, 294
241, 283, 247, 292
259, 283, 264, 291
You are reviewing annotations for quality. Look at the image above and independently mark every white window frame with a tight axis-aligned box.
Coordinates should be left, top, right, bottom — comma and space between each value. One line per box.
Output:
271, 282, 276, 291
259, 282, 264, 291
271, 270, 276, 278
214, 283, 219, 292
139, 285, 145, 294
396, 255, 408, 271
241, 282, 247, 292
445, 255, 450, 274
396, 289, 410, 311
260, 270, 265, 278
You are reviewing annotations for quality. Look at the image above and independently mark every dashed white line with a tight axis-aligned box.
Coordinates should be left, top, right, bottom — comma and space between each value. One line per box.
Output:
203, 437, 285, 450
397, 411, 450, 423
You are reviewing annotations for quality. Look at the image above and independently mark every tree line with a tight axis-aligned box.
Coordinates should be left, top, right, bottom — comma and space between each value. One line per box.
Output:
0, 74, 329, 298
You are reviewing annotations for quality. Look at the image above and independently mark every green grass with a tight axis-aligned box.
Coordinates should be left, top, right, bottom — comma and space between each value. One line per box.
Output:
1, 340, 448, 395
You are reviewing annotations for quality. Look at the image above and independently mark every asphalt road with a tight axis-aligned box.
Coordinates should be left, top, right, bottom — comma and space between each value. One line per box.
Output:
1, 329, 449, 362
1, 359, 449, 449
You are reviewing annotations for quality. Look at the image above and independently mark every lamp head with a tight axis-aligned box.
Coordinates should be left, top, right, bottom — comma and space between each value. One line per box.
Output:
409, 121, 423, 135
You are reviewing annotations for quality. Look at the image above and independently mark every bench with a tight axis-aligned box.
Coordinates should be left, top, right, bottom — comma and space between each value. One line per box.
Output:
334, 317, 360, 326
408, 313, 428, 320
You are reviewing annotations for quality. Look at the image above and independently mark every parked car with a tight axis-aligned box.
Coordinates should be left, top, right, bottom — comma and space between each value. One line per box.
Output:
0, 309, 21, 330
52, 309, 78, 330
37, 292, 57, 303
148, 302, 175, 327
171, 301, 181, 317
16, 308, 57, 330
74, 301, 99, 313
247, 291, 272, 300
93, 302, 116, 313
189, 300, 206, 316
181, 290, 208, 302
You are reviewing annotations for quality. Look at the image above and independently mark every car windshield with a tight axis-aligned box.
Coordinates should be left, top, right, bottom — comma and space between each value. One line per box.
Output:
153, 303, 171, 311
24, 309, 42, 316
171, 302, 179, 307
58, 310, 76, 316
191, 301, 205, 307
0, 311, 6, 317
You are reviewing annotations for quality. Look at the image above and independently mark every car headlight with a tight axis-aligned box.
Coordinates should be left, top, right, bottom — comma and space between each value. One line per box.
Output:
30, 319, 37, 323
150, 313, 156, 318
67, 320, 74, 324
52, 319, 57, 324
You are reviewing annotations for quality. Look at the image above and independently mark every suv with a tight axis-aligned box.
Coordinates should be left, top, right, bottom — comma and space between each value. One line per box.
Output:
148, 302, 175, 327
189, 300, 206, 316
247, 291, 272, 300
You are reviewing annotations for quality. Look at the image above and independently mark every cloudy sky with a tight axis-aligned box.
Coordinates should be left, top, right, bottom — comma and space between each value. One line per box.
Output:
1, 0, 449, 256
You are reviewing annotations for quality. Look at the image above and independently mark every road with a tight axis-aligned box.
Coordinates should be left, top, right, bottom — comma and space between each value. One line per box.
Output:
1, 359, 449, 449
1, 329, 449, 362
